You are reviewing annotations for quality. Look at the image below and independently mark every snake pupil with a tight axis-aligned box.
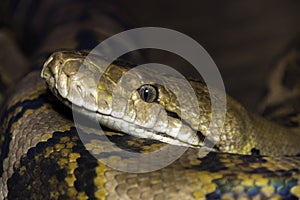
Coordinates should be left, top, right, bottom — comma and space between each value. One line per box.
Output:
138, 84, 158, 103
144, 88, 149, 100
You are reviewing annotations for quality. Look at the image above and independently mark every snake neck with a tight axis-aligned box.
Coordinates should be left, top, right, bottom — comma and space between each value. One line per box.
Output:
221, 96, 300, 156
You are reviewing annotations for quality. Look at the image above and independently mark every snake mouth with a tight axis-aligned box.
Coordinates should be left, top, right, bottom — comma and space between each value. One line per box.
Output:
165, 110, 220, 151
70, 99, 201, 148
47, 84, 202, 148
166, 110, 205, 141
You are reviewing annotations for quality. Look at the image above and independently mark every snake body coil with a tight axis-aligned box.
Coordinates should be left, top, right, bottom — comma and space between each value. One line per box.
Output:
0, 0, 300, 199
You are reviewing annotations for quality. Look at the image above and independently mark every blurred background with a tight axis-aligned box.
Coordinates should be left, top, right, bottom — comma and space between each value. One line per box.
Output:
1, 0, 300, 111
115, 0, 300, 111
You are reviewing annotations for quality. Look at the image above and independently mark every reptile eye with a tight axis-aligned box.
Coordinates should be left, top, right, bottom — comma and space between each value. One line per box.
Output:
138, 84, 158, 103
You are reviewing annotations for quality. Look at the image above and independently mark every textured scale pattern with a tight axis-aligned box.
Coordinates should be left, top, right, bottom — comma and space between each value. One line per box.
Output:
0, 71, 299, 199
0, 0, 300, 199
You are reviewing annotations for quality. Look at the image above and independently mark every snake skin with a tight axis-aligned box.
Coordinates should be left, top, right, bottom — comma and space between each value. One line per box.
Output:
0, 0, 300, 199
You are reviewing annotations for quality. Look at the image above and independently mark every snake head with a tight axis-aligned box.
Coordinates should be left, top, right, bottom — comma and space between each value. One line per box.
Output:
41, 51, 219, 149
41, 50, 102, 111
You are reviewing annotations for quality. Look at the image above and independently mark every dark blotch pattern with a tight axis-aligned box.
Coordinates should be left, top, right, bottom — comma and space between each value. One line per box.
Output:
7, 128, 99, 199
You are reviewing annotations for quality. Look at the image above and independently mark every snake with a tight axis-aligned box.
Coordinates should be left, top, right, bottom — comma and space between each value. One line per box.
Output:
1, 0, 300, 199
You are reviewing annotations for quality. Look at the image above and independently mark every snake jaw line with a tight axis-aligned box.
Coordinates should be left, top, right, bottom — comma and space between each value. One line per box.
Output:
50, 80, 201, 149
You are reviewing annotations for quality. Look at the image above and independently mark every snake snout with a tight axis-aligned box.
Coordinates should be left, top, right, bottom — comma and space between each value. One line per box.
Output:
41, 54, 55, 83
41, 52, 68, 97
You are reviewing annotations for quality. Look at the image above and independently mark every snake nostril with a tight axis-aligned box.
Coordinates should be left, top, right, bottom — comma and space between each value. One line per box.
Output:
89, 92, 97, 102
76, 85, 82, 95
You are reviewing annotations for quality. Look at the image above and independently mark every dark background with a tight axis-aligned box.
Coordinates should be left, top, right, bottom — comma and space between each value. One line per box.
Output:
1, 0, 300, 111
116, 0, 300, 111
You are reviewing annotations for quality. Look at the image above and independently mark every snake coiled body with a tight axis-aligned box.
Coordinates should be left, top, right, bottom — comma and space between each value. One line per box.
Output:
0, 1, 300, 199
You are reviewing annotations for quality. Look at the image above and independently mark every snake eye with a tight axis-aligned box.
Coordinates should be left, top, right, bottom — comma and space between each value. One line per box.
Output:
138, 84, 158, 103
